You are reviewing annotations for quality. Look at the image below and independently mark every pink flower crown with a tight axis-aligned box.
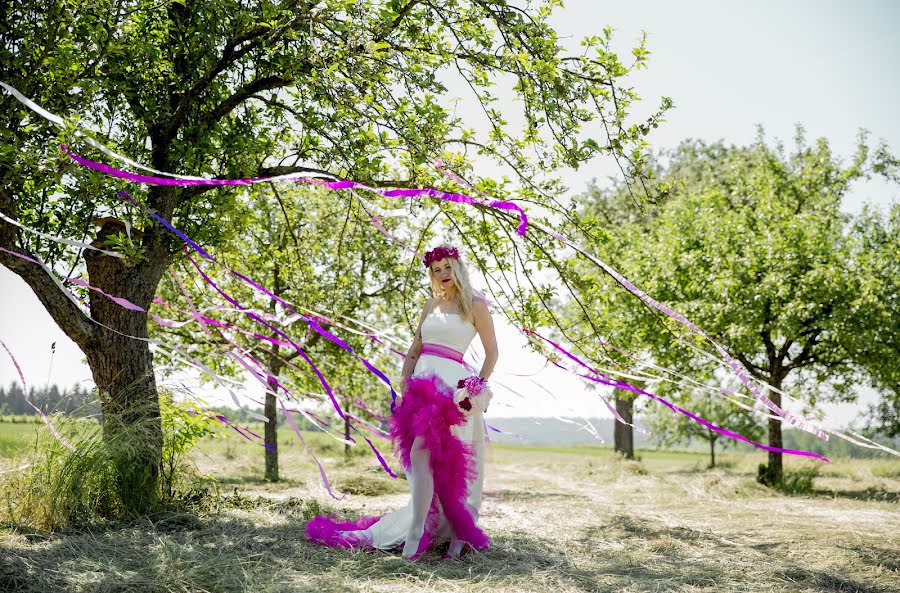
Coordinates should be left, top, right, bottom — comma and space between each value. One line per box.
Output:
423, 246, 460, 268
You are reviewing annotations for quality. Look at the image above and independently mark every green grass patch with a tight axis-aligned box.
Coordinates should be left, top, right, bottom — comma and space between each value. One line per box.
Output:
0, 422, 41, 458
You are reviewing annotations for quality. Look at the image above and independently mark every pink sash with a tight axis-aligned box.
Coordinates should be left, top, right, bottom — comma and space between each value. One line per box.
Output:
420, 342, 465, 363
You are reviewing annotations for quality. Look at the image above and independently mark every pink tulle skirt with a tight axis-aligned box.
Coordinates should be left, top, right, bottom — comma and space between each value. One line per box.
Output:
305, 374, 490, 553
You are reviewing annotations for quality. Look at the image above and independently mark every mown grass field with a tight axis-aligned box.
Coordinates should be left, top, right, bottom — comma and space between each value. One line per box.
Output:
1, 419, 898, 593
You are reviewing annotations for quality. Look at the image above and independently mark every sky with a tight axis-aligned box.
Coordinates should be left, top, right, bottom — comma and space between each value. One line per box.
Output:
1, 1, 898, 426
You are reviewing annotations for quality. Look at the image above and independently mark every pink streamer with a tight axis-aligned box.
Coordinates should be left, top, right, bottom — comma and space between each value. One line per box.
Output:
370, 215, 425, 260
63, 145, 528, 235
66, 277, 145, 312
279, 398, 344, 500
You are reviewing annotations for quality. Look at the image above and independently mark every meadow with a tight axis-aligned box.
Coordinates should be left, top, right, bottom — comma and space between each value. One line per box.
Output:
1, 420, 898, 593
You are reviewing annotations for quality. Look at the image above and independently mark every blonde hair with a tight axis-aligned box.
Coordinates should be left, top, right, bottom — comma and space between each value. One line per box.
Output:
427, 250, 475, 323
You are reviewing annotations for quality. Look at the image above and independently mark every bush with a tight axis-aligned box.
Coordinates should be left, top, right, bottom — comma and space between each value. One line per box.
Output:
159, 394, 221, 502
778, 467, 819, 495
757, 463, 818, 495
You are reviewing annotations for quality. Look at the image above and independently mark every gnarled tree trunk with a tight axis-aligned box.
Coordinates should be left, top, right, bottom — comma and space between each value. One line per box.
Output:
83, 218, 167, 513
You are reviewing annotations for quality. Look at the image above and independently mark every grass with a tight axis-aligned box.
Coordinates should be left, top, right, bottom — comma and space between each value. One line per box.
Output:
1, 421, 899, 592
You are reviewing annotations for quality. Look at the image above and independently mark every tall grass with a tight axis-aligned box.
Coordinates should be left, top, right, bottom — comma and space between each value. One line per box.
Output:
1, 392, 221, 531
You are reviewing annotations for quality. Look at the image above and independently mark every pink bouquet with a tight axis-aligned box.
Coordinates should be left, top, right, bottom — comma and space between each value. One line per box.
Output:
454, 376, 492, 415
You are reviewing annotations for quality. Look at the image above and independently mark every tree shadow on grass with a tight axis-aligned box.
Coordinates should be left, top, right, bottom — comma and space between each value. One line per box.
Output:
1, 507, 896, 593
579, 515, 895, 593
810, 488, 900, 503
843, 545, 900, 573
780, 567, 889, 593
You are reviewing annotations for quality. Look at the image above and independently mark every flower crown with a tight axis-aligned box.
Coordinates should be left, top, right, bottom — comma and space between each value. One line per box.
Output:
423, 246, 460, 268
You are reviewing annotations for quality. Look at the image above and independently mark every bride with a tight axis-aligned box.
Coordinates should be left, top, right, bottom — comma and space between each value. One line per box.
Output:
307, 245, 499, 559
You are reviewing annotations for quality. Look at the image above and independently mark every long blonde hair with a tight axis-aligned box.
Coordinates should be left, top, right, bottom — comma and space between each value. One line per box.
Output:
427, 250, 475, 323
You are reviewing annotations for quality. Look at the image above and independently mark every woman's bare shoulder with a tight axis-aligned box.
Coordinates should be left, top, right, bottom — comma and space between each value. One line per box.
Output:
472, 296, 490, 314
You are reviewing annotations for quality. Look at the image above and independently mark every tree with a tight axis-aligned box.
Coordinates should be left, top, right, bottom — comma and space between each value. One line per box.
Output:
567, 130, 898, 484
855, 203, 900, 438
2, 0, 667, 507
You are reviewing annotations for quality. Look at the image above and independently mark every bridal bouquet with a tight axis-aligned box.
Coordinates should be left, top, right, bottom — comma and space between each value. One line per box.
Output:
454, 376, 492, 415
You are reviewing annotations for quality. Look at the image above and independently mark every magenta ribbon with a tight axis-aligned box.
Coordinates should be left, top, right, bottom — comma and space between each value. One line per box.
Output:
63, 145, 528, 236
524, 329, 829, 462
214, 414, 275, 449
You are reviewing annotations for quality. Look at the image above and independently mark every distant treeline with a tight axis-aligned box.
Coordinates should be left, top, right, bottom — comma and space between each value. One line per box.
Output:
0, 383, 100, 417
489, 417, 899, 459
0, 384, 327, 432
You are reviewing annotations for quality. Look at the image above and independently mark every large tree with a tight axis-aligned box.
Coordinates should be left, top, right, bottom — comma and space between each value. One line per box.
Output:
566, 131, 898, 484
1, 0, 667, 507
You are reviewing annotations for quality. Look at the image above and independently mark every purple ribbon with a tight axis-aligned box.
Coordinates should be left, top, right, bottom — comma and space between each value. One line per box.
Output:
64, 146, 528, 236
182, 250, 347, 420
214, 414, 275, 449
524, 329, 829, 462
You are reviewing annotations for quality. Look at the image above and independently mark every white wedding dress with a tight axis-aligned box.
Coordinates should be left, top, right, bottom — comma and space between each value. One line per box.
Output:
362, 310, 488, 551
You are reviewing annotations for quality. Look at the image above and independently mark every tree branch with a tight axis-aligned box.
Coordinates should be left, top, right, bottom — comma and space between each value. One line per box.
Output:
0, 245, 96, 349
373, 0, 425, 42
167, 26, 274, 137
734, 352, 769, 380
206, 75, 293, 127
0, 185, 96, 347
783, 333, 820, 371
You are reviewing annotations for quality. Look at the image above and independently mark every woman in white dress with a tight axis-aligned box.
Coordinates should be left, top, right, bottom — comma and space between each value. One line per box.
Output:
307, 246, 499, 559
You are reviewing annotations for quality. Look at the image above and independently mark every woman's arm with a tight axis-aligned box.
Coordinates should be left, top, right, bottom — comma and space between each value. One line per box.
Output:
472, 298, 498, 381
400, 298, 434, 388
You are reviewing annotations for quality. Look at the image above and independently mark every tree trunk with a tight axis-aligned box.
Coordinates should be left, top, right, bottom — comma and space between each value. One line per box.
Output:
264, 378, 279, 482
344, 414, 351, 462
708, 429, 716, 468
83, 220, 167, 514
766, 381, 783, 484
613, 388, 634, 460
264, 266, 283, 482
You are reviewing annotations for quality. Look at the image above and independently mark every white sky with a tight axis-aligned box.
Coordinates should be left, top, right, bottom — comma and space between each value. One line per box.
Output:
1, 0, 897, 426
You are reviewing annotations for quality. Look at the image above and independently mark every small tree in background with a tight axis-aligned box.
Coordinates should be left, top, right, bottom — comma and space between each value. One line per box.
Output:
647, 388, 763, 468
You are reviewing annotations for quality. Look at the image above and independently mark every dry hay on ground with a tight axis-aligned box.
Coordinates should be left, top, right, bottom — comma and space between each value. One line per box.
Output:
1, 442, 898, 593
